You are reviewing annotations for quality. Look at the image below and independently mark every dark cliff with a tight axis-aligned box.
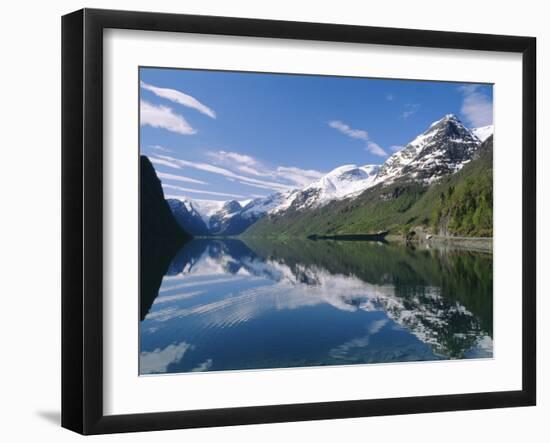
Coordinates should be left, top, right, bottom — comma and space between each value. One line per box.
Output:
140, 155, 191, 320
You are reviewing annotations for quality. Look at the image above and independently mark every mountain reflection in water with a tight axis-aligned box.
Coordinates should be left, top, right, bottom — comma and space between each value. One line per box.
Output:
139, 238, 492, 375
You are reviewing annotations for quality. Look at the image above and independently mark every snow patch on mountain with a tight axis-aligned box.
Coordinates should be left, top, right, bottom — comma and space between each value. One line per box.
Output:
298, 164, 381, 208
167, 198, 211, 235
178, 199, 225, 225
164, 114, 488, 234
241, 190, 299, 219
374, 114, 481, 185
239, 199, 253, 207
472, 125, 494, 143
238, 163, 382, 217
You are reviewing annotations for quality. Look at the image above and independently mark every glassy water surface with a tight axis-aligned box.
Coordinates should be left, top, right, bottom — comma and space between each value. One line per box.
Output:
139, 238, 493, 375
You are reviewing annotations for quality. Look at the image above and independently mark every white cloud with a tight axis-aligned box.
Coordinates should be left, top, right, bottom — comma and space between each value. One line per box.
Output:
236, 165, 264, 177
166, 155, 294, 192
140, 100, 196, 135
141, 81, 216, 118
402, 103, 420, 119
366, 142, 388, 157
229, 178, 285, 192
163, 183, 247, 199
459, 85, 493, 127
275, 166, 324, 187
149, 157, 181, 169
329, 335, 371, 360
153, 290, 206, 305
159, 155, 240, 176
368, 318, 389, 334
208, 150, 324, 188
140, 341, 191, 374
191, 358, 213, 372
207, 150, 264, 176
157, 171, 207, 185
329, 120, 388, 157
159, 277, 239, 294
211, 150, 257, 166
329, 319, 388, 360
150, 145, 173, 153
328, 120, 369, 142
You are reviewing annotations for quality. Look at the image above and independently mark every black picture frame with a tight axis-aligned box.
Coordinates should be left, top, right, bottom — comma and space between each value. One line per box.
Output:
62, 8, 537, 435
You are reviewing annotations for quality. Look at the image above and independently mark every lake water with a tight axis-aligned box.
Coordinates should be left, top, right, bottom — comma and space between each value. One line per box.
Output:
139, 238, 493, 375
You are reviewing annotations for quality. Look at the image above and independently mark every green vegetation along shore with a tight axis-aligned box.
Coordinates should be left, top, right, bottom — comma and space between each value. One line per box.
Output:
243, 137, 493, 241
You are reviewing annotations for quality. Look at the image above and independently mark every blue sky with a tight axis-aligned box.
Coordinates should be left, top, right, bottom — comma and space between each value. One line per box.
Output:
140, 67, 493, 202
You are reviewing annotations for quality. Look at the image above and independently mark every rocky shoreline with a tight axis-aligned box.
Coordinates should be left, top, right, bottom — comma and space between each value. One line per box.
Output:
387, 233, 492, 253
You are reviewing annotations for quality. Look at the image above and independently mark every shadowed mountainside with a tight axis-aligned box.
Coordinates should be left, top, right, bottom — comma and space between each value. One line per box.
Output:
140, 155, 191, 320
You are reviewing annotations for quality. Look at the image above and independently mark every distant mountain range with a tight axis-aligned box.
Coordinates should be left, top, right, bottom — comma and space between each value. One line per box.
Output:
162, 114, 493, 237
167, 198, 260, 236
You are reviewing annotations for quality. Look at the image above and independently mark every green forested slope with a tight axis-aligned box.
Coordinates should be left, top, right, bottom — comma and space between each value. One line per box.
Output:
244, 137, 493, 239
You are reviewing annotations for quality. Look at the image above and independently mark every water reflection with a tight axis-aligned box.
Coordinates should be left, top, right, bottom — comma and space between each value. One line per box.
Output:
140, 238, 492, 374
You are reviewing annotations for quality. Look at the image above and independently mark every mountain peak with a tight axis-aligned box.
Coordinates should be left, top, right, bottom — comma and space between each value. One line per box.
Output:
222, 200, 242, 213
169, 113, 487, 236
283, 163, 381, 210
375, 113, 481, 185
443, 113, 460, 121
315, 164, 381, 184
427, 113, 464, 130
360, 164, 382, 175
324, 164, 360, 178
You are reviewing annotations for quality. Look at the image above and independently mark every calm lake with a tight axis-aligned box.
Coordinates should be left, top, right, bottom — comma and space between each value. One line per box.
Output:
139, 238, 493, 375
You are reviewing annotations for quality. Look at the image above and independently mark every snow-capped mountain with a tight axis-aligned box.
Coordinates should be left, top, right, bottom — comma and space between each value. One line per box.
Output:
300, 164, 381, 207
237, 163, 381, 218
241, 191, 298, 219
169, 198, 225, 226
268, 164, 382, 213
168, 163, 381, 235
166, 114, 487, 236
169, 163, 381, 235
191, 200, 225, 225
265, 114, 482, 217
472, 125, 494, 143
209, 200, 245, 235
168, 198, 266, 236
167, 199, 211, 236
374, 114, 481, 185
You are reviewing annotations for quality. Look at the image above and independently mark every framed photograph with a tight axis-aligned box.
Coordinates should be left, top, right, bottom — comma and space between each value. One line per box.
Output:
62, 8, 536, 435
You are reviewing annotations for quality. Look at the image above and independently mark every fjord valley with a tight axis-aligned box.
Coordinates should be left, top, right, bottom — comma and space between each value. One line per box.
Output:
138, 69, 494, 374
139, 114, 494, 373
163, 114, 494, 245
